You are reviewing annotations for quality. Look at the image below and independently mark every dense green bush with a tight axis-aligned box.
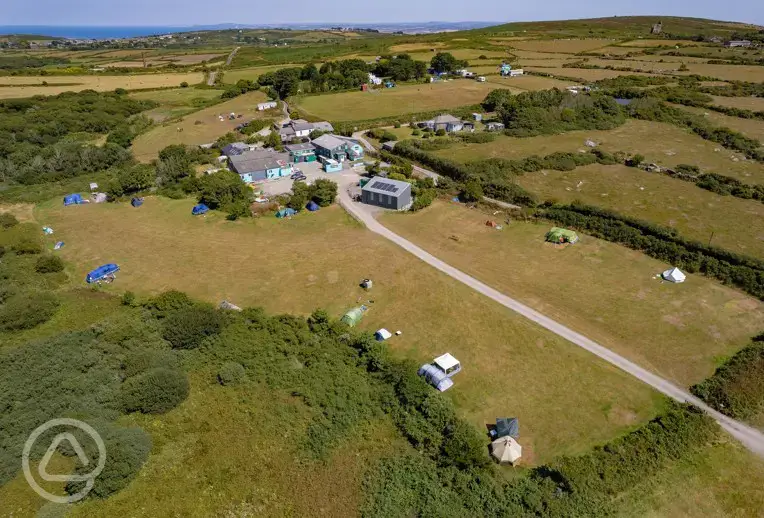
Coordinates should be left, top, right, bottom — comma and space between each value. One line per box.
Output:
34, 254, 65, 273
66, 425, 152, 499
435, 128, 447, 137
493, 89, 626, 137
121, 367, 190, 414
121, 348, 180, 379
0, 91, 152, 185
0, 213, 18, 228
0, 292, 59, 331
11, 235, 42, 254
121, 291, 137, 306
460, 179, 484, 202
411, 189, 437, 211
310, 178, 339, 207
145, 290, 195, 317
218, 362, 247, 385
691, 335, 764, 419
107, 164, 155, 198
162, 305, 224, 349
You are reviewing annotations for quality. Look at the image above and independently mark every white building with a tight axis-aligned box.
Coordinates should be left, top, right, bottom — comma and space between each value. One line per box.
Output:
257, 101, 278, 111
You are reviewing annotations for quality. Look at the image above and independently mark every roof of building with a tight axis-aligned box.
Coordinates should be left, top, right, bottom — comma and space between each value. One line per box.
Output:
312, 121, 334, 132
229, 150, 289, 174
361, 176, 412, 197
312, 134, 347, 150
434, 353, 460, 371
433, 114, 461, 124
292, 122, 313, 132
222, 142, 249, 156
285, 142, 316, 152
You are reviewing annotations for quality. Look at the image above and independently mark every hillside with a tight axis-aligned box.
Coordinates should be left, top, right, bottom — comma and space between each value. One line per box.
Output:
469, 16, 761, 38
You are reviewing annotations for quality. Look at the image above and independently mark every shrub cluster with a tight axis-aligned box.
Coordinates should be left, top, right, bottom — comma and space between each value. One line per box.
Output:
121, 368, 190, 414
691, 333, 764, 419
34, 254, 64, 273
0, 292, 59, 331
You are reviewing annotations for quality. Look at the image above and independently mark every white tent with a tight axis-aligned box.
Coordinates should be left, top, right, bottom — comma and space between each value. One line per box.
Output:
375, 328, 392, 341
491, 436, 522, 464
662, 267, 686, 283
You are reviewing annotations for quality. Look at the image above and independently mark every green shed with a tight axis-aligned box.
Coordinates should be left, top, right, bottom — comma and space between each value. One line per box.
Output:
341, 307, 366, 327
546, 227, 579, 244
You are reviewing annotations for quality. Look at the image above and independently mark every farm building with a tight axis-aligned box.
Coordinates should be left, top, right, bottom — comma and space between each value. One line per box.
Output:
419, 114, 465, 133
381, 141, 397, 151
361, 176, 412, 210
546, 227, 579, 244
257, 101, 278, 111
277, 119, 335, 142
312, 134, 364, 162
509, 69, 524, 77
285, 142, 317, 163
724, 40, 752, 47
228, 149, 292, 183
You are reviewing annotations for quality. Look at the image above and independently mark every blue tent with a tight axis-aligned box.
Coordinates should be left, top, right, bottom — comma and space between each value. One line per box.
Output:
192, 204, 209, 215
63, 194, 83, 206
86, 263, 120, 283
131, 197, 144, 207
306, 200, 320, 212
276, 208, 297, 218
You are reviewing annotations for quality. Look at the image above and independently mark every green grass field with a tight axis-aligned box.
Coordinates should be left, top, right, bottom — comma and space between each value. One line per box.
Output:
130, 87, 224, 122
35, 196, 664, 466
670, 104, 764, 145
517, 163, 764, 259
381, 201, 763, 387
130, 90, 269, 161
223, 64, 306, 84
293, 80, 497, 121
433, 119, 764, 184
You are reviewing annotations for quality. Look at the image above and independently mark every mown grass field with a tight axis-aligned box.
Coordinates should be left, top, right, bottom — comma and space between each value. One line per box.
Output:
507, 38, 616, 53
293, 80, 497, 121
0, 72, 205, 99
131, 90, 269, 161
526, 66, 660, 81
130, 87, 224, 122
433, 119, 764, 183
223, 64, 306, 84
710, 95, 764, 112
517, 163, 764, 259
36, 197, 664, 465
671, 104, 764, 145
675, 63, 764, 82
484, 74, 579, 90
381, 201, 764, 387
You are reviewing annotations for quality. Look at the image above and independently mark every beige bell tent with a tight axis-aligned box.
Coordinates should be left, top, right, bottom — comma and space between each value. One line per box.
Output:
662, 267, 686, 283
491, 436, 522, 465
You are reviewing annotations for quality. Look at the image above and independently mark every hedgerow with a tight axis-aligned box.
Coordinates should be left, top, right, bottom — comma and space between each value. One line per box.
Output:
536, 203, 764, 299
691, 333, 764, 419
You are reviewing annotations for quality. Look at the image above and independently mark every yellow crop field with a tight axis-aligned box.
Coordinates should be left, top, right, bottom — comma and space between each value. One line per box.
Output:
0, 72, 205, 99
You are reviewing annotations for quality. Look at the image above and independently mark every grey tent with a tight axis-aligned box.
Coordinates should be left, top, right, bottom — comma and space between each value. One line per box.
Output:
495, 418, 519, 439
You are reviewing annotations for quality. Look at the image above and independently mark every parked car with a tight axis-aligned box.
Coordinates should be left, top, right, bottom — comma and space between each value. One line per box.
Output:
291, 172, 306, 180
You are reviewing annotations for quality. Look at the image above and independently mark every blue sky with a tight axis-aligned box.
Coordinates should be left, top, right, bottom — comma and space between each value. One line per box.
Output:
3, 0, 763, 26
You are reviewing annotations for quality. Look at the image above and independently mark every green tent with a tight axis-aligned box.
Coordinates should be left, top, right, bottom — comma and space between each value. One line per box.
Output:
546, 227, 579, 244
341, 307, 365, 327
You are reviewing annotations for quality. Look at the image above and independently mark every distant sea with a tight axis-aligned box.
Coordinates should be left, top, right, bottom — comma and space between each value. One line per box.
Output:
0, 21, 497, 39
0, 26, 191, 39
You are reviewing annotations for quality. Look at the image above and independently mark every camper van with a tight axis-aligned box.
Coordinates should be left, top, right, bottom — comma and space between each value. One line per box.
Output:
476, 76, 486, 82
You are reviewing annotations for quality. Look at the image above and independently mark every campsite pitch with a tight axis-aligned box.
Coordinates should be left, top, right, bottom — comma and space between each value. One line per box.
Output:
37, 196, 662, 465
130, 91, 270, 162
292, 81, 498, 121
381, 201, 764, 387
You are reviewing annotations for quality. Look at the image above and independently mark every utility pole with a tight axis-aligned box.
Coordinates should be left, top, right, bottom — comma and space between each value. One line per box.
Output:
708, 231, 715, 247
